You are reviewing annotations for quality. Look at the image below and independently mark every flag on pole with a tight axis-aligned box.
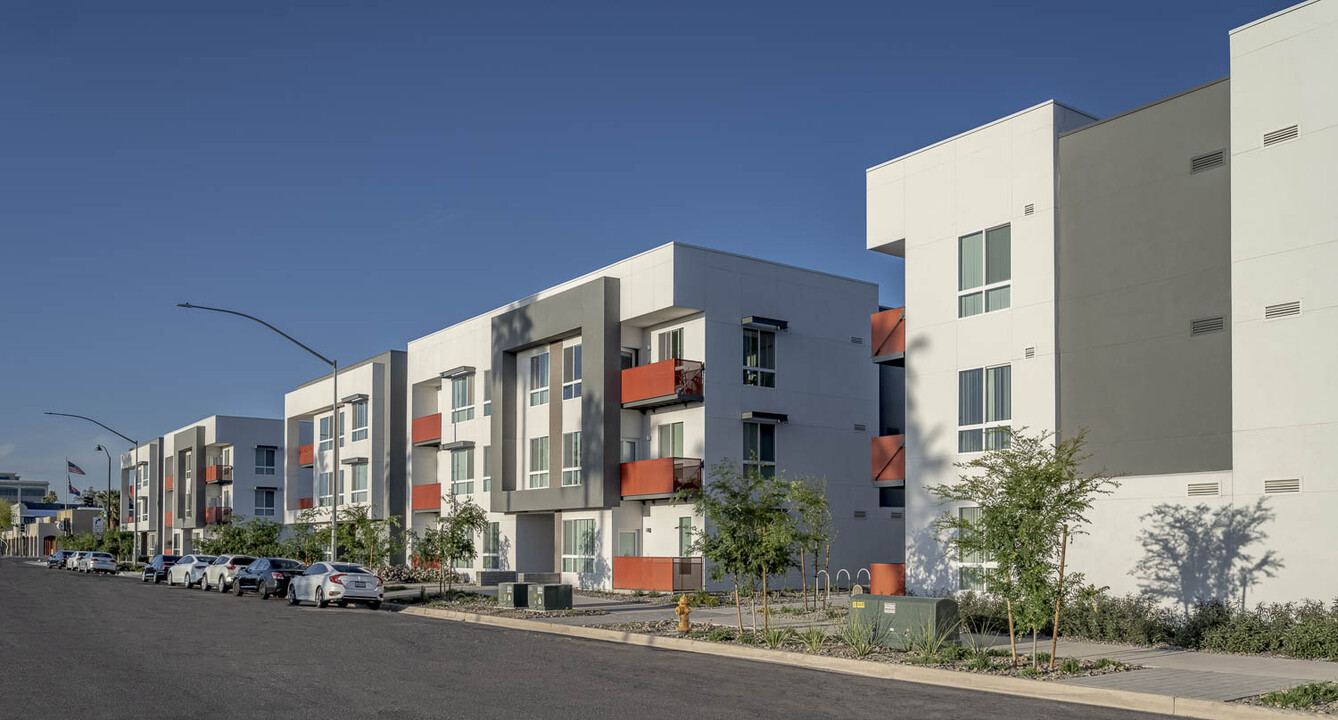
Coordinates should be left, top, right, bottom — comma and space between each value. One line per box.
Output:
67, 460, 86, 476
68, 480, 82, 497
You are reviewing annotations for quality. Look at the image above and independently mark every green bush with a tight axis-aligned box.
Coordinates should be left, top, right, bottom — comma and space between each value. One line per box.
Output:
706, 626, 736, 642
1254, 682, 1338, 710
1058, 657, 1082, 674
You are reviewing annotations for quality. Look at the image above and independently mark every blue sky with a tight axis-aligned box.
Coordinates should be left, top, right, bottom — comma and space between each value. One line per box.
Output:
0, 0, 1282, 489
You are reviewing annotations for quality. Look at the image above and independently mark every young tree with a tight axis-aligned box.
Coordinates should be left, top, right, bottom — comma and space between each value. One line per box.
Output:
336, 504, 401, 568
438, 492, 489, 594
281, 508, 330, 564
789, 477, 833, 612
412, 524, 449, 595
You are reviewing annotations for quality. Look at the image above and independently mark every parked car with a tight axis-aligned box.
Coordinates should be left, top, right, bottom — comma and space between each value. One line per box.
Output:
166, 555, 217, 587
233, 558, 307, 599
65, 551, 88, 570
80, 551, 117, 574
202, 554, 256, 592
47, 550, 74, 569
287, 562, 383, 609
142, 555, 181, 583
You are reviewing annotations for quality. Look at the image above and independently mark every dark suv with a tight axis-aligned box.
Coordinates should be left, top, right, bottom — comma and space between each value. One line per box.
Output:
142, 554, 181, 584
47, 550, 74, 569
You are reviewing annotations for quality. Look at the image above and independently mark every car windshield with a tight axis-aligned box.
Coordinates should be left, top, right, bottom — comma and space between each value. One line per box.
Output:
271, 560, 305, 570
331, 564, 371, 574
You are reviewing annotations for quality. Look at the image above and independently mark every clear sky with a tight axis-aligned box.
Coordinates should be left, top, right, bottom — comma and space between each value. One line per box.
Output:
1, 0, 1282, 490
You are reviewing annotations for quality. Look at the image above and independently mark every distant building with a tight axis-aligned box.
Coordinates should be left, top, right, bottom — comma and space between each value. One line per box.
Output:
0, 473, 50, 504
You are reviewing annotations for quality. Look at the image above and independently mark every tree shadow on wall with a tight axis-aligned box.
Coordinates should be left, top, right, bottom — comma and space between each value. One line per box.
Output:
1134, 497, 1283, 613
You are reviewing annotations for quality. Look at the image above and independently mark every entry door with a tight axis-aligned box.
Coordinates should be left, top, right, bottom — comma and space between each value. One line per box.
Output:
617, 530, 640, 558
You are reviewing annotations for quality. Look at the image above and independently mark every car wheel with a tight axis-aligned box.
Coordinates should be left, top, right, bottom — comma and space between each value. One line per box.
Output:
287, 585, 299, 606
219, 577, 229, 593
316, 588, 328, 609
142, 574, 148, 583
201, 575, 210, 591
154, 574, 162, 585
235, 580, 245, 597
368, 601, 381, 611
168, 573, 175, 587
259, 583, 270, 601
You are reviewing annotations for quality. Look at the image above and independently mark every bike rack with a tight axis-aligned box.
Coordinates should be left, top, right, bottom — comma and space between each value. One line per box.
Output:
856, 567, 870, 590
815, 569, 830, 607
835, 568, 851, 594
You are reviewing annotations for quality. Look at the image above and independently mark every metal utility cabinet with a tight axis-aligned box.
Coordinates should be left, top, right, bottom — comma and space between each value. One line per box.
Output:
527, 584, 573, 611
498, 582, 530, 608
847, 593, 960, 649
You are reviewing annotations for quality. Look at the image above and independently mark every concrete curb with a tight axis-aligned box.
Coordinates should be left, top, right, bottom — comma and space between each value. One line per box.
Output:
395, 605, 1315, 719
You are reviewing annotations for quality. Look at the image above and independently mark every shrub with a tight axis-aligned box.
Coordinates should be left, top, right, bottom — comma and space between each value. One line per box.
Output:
762, 627, 793, 649
706, 626, 736, 643
838, 616, 884, 658
798, 626, 827, 652
1255, 682, 1338, 710
1058, 657, 1082, 674
1092, 658, 1120, 669
737, 631, 760, 645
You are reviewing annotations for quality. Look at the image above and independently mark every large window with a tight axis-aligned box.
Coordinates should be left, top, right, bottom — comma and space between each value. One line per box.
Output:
183, 450, 193, 518
482, 522, 500, 569
351, 401, 368, 441
451, 375, 475, 423
319, 416, 332, 452
482, 446, 491, 492
620, 440, 638, 463
562, 518, 596, 573
743, 328, 776, 387
351, 464, 368, 504
255, 489, 276, 517
318, 472, 332, 507
139, 463, 148, 489
562, 344, 582, 400
561, 432, 581, 486
957, 506, 991, 591
958, 224, 1011, 317
658, 422, 684, 458
254, 448, 276, 476
339, 411, 345, 448
137, 497, 147, 519
743, 422, 776, 478
958, 365, 1011, 452
528, 437, 549, 489
529, 353, 550, 406
482, 370, 492, 417
451, 448, 474, 495
657, 329, 683, 362
678, 516, 693, 556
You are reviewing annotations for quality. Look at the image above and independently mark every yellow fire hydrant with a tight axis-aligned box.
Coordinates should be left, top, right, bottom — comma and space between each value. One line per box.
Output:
675, 594, 692, 633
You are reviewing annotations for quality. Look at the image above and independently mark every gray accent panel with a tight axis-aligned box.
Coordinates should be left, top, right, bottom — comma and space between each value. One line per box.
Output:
171, 426, 206, 530
490, 277, 620, 514
1057, 78, 1232, 476
387, 350, 408, 563
549, 340, 563, 488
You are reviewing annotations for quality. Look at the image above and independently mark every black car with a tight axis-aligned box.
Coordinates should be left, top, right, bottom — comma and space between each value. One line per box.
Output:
233, 558, 308, 599
142, 554, 181, 584
47, 550, 74, 569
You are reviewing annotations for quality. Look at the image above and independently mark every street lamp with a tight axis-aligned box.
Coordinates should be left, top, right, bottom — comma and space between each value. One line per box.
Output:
176, 302, 340, 561
44, 411, 138, 558
95, 445, 112, 539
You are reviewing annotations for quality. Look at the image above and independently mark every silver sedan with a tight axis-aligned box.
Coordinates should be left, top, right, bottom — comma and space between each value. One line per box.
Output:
287, 562, 383, 609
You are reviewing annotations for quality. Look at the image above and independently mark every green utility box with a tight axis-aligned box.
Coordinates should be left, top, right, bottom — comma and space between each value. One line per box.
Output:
847, 594, 960, 649
498, 582, 530, 608
527, 583, 573, 611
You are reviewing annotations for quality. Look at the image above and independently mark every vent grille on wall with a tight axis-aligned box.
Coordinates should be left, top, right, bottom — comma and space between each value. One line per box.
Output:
1190, 150, 1226, 174
1187, 482, 1220, 497
1264, 478, 1301, 494
1263, 125, 1299, 146
854, 423, 867, 432
850, 336, 864, 345
889, 511, 904, 520
1265, 301, 1302, 320
853, 510, 867, 518
1024, 203, 1035, 216
1024, 347, 1035, 359
1191, 316, 1225, 336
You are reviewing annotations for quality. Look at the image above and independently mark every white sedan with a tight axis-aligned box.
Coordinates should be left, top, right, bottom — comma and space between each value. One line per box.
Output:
202, 554, 256, 592
65, 551, 87, 570
287, 562, 383, 610
166, 555, 217, 587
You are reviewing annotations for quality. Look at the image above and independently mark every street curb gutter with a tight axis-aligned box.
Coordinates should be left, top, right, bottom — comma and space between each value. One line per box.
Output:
397, 606, 1312, 720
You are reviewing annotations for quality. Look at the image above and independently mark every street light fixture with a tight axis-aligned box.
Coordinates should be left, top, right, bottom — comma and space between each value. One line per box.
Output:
176, 302, 340, 561
95, 444, 113, 539
43, 411, 138, 558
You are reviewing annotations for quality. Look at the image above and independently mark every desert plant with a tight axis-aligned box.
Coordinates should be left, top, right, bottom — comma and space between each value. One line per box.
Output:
903, 618, 961, 658
1254, 682, 1338, 710
706, 626, 736, 642
1058, 657, 1082, 674
798, 626, 827, 652
838, 615, 885, 658
762, 626, 793, 649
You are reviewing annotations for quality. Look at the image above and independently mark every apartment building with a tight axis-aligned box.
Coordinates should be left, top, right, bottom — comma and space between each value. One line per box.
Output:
866, 0, 1337, 605
282, 350, 407, 557
405, 242, 899, 592
121, 438, 164, 557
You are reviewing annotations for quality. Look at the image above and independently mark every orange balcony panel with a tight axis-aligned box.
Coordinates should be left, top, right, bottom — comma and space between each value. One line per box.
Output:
613, 556, 703, 592
299, 444, 315, 467
620, 458, 702, 499
872, 434, 906, 483
411, 483, 442, 511
205, 465, 233, 483
164, 511, 173, 527
621, 359, 704, 409
204, 506, 232, 524
164, 474, 174, 491
871, 307, 905, 365
298, 497, 314, 510
412, 413, 442, 446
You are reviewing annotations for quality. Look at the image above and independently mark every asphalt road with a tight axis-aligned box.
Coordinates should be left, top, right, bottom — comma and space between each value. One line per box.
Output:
0, 557, 1175, 720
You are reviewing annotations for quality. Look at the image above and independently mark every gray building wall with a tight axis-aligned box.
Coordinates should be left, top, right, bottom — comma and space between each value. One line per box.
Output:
1057, 77, 1233, 476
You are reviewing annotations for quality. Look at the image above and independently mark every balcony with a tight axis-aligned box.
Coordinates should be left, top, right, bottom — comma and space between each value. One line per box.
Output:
205, 465, 233, 484
872, 434, 905, 483
412, 413, 442, 447
871, 307, 905, 366
204, 506, 232, 525
164, 511, 173, 527
613, 556, 703, 592
299, 444, 314, 467
620, 458, 703, 499
164, 474, 174, 491
621, 359, 704, 410
411, 483, 442, 512
298, 497, 314, 510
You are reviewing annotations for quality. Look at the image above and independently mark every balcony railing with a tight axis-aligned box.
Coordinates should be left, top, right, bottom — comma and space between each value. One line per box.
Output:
298, 497, 314, 510
621, 359, 704, 410
872, 434, 905, 483
412, 413, 442, 446
204, 506, 232, 525
299, 444, 315, 467
620, 457, 703, 499
612, 556, 703, 592
871, 307, 905, 365
205, 465, 233, 483
411, 483, 442, 511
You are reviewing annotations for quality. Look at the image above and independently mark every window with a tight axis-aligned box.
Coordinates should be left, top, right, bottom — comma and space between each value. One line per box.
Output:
482, 446, 491, 492
482, 370, 492, 417
351, 464, 369, 504
743, 328, 776, 387
451, 449, 474, 495
255, 489, 276, 517
319, 416, 332, 452
183, 450, 193, 518
617, 530, 639, 557
743, 422, 776, 478
139, 463, 148, 489
222, 488, 231, 507
338, 469, 345, 504
529, 353, 550, 406
620, 440, 638, 463
657, 329, 683, 361
561, 432, 581, 486
957, 506, 992, 591
318, 472, 332, 507
528, 437, 549, 489
958, 365, 1011, 452
678, 517, 693, 556
351, 401, 368, 441
453, 554, 472, 570
254, 448, 276, 476
562, 518, 595, 573
339, 411, 345, 448
958, 224, 1011, 317
451, 375, 475, 423
481, 522, 500, 569
658, 422, 684, 458
620, 349, 638, 370
562, 344, 582, 399
137, 497, 147, 519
